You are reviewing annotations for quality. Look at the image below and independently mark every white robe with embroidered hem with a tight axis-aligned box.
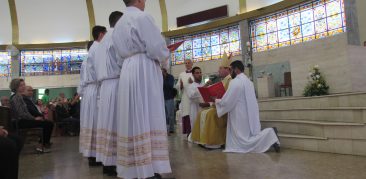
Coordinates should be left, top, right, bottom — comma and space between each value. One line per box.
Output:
187, 82, 204, 130
112, 6, 171, 179
216, 73, 279, 153
94, 29, 121, 166
79, 42, 99, 157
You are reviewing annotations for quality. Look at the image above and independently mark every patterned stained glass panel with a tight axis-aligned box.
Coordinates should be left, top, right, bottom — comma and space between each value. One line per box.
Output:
183, 40, 192, 50
301, 9, 314, 24
250, 0, 345, 52
278, 29, 290, 42
211, 45, 220, 56
289, 12, 301, 27
220, 30, 229, 44
211, 32, 220, 46
267, 19, 277, 33
326, 0, 341, 16
0, 52, 11, 77
230, 41, 240, 52
202, 36, 211, 47
268, 32, 278, 45
170, 25, 241, 65
277, 16, 289, 30
302, 22, 315, 37
193, 38, 202, 49
313, 4, 326, 20
327, 13, 342, 30
229, 29, 240, 42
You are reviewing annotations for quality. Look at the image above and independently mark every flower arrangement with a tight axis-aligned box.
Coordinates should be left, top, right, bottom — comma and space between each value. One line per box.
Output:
303, 65, 329, 96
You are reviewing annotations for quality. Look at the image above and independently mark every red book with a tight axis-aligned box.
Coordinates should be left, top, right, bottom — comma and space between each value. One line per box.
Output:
198, 82, 226, 103
167, 41, 184, 52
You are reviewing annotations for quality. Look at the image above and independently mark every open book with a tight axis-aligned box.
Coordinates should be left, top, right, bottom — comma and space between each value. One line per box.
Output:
198, 82, 226, 103
167, 41, 184, 52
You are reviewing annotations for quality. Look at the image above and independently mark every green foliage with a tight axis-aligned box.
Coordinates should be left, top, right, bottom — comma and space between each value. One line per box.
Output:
303, 65, 329, 97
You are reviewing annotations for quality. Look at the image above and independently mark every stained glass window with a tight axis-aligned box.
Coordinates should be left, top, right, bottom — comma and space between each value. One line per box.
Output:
0, 52, 11, 77
20, 48, 87, 76
170, 25, 241, 65
250, 0, 346, 52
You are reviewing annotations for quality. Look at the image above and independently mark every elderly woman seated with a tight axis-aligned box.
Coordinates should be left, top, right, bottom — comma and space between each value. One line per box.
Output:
9, 78, 54, 152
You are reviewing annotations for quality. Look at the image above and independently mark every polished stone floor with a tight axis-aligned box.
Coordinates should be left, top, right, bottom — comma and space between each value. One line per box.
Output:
19, 134, 366, 179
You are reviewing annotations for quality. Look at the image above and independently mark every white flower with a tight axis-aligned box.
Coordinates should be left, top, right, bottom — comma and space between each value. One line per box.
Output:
316, 75, 320, 79
318, 84, 322, 88
314, 65, 319, 68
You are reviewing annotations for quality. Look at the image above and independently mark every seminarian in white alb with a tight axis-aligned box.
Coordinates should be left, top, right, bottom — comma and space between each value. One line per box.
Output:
1, 0, 366, 179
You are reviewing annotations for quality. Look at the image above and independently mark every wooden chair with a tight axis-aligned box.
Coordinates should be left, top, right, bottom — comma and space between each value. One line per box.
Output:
280, 72, 292, 96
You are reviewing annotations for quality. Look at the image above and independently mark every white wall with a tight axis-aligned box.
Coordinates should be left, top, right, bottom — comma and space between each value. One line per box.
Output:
0, 1, 12, 45
145, 0, 163, 31
246, 0, 283, 12
24, 74, 80, 89
165, 0, 239, 29
93, 0, 125, 29
16, 0, 90, 44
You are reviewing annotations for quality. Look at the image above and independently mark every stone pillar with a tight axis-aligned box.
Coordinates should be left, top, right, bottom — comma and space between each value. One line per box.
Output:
344, 0, 361, 45
11, 54, 20, 78
239, 20, 253, 79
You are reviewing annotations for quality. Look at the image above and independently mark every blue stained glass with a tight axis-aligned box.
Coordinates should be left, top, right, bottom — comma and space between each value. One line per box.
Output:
326, 0, 341, 16
256, 23, 266, 36
313, 5, 326, 20
278, 29, 290, 42
193, 38, 202, 49
220, 31, 229, 44
193, 48, 202, 58
302, 22, 315, 36
211, 45, 220, 56
202, 36, 211, 47
175, 51, 183, 62
229, 29, 239, 42
277, 17, 289, 30
301, 9, 314, 24
183, 40, 192, 50
184, 50, 192, 60
202, 47, 211, 57
289, 13, 301, 27
211, 34, 219, 45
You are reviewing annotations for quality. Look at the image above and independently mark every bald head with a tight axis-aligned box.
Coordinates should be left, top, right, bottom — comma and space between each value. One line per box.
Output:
24, 86, 34, 97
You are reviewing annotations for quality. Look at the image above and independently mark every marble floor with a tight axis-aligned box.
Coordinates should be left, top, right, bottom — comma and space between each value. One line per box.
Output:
19, 134, 366, 179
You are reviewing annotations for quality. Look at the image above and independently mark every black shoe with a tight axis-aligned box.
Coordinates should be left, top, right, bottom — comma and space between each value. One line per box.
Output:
88, 157, 102, 167
272, 143, 281, 153
154, 173, 162, 179
104, 166, 117, 176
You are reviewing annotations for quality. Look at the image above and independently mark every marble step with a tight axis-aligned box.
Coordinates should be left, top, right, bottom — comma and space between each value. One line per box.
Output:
262, 120, 366, 139
259, 92, 366, 109
278, 134, 366, 156
260, 107, 366, 123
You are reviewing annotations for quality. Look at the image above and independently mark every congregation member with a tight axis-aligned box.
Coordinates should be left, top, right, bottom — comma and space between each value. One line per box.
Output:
69, 93, 81, 119
9, 79, 53, 152
0, 128, 23, 179
186, 66, 209, 138
36, 99, 49, 120
41, 89, 50, 105
176, 59, 193, 135
94, 11, 123, 176
162, 68, 176, 134
112, 0, 172, 178
79, 25, 106, 166
215, 61, 280, 153
0, 96, 10, 107
191, 53, 232, 149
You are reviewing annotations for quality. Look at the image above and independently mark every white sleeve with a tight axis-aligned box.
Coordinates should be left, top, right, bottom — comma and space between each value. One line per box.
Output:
215, 80, 240, 117
187, 84, 202, 103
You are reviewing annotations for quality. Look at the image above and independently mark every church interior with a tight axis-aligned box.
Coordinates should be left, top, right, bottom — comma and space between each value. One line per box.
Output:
1, 0, 366, 178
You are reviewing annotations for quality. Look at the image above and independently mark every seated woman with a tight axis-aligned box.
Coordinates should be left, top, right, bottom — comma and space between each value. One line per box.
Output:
36, 99, 49, 120
9, 78, 54, 152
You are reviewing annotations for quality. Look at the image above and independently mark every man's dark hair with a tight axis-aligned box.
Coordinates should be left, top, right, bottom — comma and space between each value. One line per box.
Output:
109, 11, 123, 28
45, 89, 50, 95
92, 25, 107, 40
230, 60, 245, 72
191, 66, 201, 74
123, 0, 136, 6
87, 41, 94, 51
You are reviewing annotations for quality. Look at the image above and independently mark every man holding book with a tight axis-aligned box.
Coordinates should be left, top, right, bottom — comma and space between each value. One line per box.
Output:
191, 53, 232, 149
